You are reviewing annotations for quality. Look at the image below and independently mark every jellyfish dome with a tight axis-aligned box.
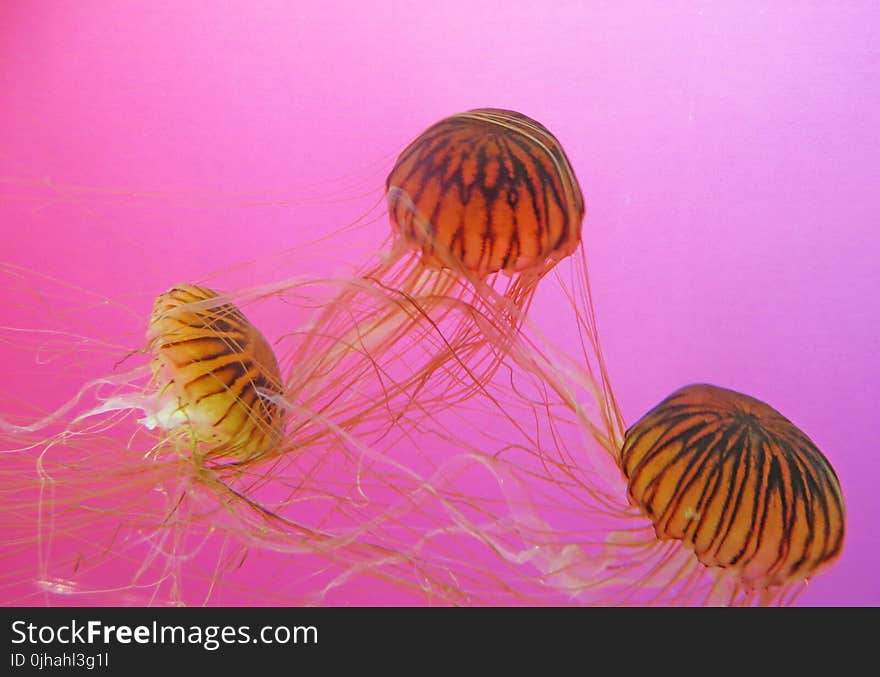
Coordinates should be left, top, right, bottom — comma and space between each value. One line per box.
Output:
621, 383, 845, 597
387, 108, 584, 277
145, 284, 286, 464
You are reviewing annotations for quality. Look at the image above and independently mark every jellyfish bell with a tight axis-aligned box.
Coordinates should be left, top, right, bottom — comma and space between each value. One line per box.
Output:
386, 108, 584, 279
620, 383, 845, 601
46, 283, 290, 470
143, 284, 286, 465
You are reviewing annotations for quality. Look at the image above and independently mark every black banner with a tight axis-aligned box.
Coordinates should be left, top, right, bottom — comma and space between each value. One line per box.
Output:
0, 606, 870, 672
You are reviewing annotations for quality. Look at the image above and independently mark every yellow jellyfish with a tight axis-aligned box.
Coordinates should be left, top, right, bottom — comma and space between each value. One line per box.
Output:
0, 281, 295, 603
0, 276, 464, 606
143, 284, 287, 463
278, 108, 585, 437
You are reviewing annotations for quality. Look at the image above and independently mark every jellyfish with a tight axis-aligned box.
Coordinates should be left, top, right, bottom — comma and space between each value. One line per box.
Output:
141, 284, 288, 463
0, 275, 468, 606
274, 108, 585, 445
387, 108, 582, 282
372, 375, 847, 606
0, 281, 299, 604
326, 275, 846, 607
615, 383, 845, 604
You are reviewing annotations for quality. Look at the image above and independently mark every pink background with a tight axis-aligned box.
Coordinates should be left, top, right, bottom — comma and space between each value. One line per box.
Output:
1, 1, 877, 605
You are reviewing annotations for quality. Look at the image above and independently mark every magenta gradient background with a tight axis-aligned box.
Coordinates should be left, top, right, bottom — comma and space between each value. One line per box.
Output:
1, 2, 878, 605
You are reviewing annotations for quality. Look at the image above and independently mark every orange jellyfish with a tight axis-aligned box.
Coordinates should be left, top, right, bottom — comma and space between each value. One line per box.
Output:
615, 383, 845, 605
279, 108, 585, 436
387, 108, 582, 281
338, 320, 847, 606
0, 277, 461, 606
430, 379, 845, 605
